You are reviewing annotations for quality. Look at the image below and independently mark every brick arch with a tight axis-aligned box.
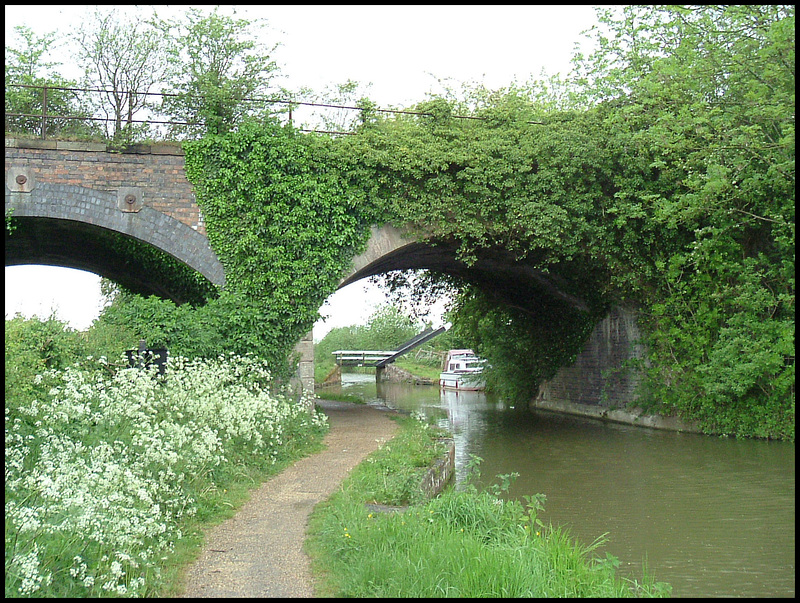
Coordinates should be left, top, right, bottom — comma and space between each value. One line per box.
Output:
340, 224, 589, 313
341, 225, 649, 415
5, 140, 225, 302
5, 181, 225, 301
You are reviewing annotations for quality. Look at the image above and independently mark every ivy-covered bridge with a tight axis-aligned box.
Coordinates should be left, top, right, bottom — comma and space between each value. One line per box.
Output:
5, 136, 645, 410
7, 5, 793, 440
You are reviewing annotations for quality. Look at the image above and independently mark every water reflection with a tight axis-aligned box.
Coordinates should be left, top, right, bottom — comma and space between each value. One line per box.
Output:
322, 373, 795, 598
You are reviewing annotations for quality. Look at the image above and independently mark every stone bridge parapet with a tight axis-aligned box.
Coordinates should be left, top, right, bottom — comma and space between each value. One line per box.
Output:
5, 138, 205, 232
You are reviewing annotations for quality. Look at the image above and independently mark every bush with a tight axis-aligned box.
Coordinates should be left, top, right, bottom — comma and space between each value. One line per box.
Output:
5, 314, 87, 402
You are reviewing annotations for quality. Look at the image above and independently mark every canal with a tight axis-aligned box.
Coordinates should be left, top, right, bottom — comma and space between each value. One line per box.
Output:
321, 373, 795, 598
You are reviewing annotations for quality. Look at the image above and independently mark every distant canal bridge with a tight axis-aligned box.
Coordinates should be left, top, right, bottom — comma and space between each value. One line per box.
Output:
332, 325, 447, 381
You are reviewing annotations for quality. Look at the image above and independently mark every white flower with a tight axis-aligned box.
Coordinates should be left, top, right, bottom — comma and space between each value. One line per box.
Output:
6, 352, 326, 597
12, 543, 51, 595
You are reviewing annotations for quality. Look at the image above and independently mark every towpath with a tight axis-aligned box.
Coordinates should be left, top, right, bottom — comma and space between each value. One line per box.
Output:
178, 399, 399, 598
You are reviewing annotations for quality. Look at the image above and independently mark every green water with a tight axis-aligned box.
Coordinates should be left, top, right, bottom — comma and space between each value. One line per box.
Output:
320, 374, 795, 597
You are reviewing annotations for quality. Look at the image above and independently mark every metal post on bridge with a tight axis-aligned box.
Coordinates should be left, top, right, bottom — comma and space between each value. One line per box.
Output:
40, 85, 48, 139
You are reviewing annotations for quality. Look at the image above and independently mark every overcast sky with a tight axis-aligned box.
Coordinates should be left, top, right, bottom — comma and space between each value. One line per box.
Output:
4, 4, 602, 339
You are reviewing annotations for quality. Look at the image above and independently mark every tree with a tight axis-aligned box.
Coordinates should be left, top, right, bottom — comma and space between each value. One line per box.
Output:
299, 79, 376, 133
73, 7, 167, 140
570, 5, 795, 436
5, 25, 98, 137
155, 7, 282, 136
313, 303, 423, 380
370, 270, 457, 325
360, 304, 421, 351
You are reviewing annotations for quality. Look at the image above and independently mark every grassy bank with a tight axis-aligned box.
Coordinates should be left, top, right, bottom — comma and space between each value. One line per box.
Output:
314, 391, 367, 404
5, 353, 328, 598
305, 414, 671, 597
394, 357, 442, 382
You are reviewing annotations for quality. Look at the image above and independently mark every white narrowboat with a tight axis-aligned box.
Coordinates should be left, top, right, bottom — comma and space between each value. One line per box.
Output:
439, 349, 486, 391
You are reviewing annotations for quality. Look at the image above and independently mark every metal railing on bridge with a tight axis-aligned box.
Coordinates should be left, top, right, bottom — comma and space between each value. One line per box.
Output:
3, 83, 454, 141
5, 83, 545, 141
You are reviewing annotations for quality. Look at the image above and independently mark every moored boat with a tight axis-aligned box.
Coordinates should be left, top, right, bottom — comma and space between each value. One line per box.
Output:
439, 349, 486, 391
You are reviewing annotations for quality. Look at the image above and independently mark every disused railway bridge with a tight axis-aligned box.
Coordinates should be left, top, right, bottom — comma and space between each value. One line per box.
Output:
5, 136, 647, 412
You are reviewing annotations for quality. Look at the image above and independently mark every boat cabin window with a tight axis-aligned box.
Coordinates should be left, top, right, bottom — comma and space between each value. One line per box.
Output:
448, 360, 482, 372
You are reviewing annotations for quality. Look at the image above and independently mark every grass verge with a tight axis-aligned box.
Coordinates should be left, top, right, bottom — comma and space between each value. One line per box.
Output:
305, 414, 671, 598
314, 391, 367, 405
394, 357, 442, 382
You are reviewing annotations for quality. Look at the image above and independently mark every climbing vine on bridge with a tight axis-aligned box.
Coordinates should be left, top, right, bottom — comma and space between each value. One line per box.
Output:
101, 229, 219, 305
316, 6, 792, 439
164, 6, 791, 439
182, 119, 376, 376
328, 96, 620, 403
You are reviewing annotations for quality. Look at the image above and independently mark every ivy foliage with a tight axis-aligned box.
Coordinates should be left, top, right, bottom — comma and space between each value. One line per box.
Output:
575, 6, 795, 438
98, 227, 218, 305
181, 118, 376, 376
93, 6, 791, 438
326, 93, 620, 408
306, 5, 791, 438
448, 287, 600, 406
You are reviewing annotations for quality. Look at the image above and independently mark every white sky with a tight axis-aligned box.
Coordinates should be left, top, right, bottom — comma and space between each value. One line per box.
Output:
4, 4, 601, 339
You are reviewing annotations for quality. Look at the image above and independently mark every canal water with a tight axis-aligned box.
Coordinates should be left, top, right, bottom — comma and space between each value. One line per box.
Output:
322, 373, 795, 598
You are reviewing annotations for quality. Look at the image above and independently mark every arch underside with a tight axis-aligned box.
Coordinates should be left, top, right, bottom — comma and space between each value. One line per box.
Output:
341, 236, 590, 316
6, 217, 205, 303
5, 182, 225, 304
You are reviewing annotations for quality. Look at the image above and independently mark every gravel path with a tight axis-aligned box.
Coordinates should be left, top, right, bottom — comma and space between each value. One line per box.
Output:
178, 399, 400, 598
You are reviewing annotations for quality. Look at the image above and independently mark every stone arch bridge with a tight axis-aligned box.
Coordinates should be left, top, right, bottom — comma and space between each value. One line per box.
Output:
5, 137, 644, 412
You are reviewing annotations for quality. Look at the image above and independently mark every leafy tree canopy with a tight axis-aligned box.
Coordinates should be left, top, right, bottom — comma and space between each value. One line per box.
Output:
572, 5, 795, 438
73, 7, 168, 140
5, 25, 99, 137
155, 6, 283, 137
315, 304, 422, 362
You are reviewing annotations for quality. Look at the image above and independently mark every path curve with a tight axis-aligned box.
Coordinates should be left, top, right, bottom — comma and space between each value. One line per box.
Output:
178, 399, 399, 598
